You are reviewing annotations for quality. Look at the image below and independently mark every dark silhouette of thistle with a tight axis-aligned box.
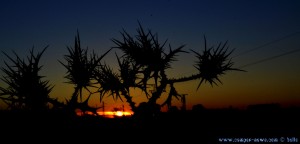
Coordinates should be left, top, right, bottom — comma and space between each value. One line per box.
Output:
0, 46, 56, 112
94, 55, 139, 112
59, 30, 111, 115
105, 22, 244, 117
58, 23, 244, 119
172, 35, 246, 89
102, 21, 187, 116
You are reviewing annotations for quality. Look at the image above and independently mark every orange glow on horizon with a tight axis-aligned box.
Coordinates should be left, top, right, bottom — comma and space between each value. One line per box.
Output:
76, 110, 134, 118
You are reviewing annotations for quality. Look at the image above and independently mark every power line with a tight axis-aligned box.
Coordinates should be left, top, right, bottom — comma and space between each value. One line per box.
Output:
175, 48, 300, 77
238, 48, 300, 69
233, 32, 300, 58
174, 32, 300, 77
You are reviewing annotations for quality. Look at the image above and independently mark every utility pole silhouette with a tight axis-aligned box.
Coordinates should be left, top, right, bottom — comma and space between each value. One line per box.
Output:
181, 94, 187, 111
102, 101, 105, 116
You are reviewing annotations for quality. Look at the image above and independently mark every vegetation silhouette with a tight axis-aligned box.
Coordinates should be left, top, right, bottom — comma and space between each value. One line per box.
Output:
2, 22, 298, 142
58, 30, 111, 116
105, 21, 244, 119
0, 46, 60, 112
0, 22, 244, 122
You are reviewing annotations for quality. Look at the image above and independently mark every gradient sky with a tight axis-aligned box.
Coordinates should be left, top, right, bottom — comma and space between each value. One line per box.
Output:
1, 0, 300, 111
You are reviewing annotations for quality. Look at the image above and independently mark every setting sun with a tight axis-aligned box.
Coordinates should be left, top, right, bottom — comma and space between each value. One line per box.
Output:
95, 111, 134, 118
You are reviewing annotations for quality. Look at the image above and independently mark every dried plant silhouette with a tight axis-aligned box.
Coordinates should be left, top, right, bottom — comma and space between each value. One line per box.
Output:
59, 30, 111, 116
0, 22, 298, 142
95, 21, 245, 118
0, 23, 244, 119
0, 46, 59, 112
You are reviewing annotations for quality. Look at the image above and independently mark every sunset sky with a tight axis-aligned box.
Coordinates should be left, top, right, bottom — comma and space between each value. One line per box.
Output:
0, 0, 299, 112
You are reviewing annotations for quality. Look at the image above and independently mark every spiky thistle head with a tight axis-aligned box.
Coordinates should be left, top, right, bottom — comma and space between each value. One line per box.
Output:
191, 36, 245, 90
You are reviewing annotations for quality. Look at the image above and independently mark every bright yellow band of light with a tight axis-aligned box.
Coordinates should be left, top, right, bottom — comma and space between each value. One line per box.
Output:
77, 110, 134, 118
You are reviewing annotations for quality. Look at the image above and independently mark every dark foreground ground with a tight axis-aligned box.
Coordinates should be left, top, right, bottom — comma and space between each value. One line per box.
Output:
0, 107, 299, 143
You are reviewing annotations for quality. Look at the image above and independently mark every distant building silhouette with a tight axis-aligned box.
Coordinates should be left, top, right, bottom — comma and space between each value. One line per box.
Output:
247, 103, 281, 112
168, 106, 179, 113
192, 104, 206, 112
